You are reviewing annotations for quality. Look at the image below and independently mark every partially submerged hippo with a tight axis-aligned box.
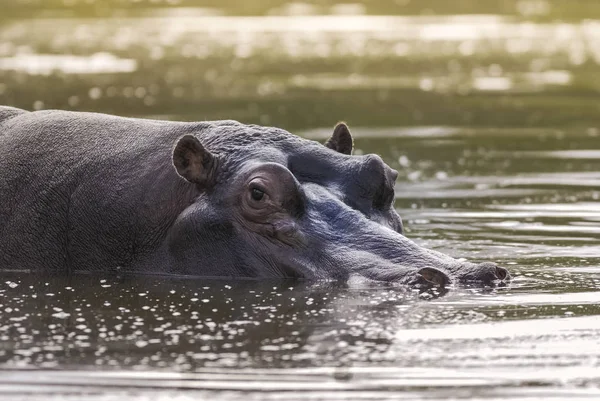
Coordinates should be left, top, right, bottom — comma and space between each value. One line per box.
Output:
0, 106, 509, 286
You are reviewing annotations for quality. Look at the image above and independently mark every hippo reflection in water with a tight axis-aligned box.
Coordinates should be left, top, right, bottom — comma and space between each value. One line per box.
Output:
0, 106, 509, 287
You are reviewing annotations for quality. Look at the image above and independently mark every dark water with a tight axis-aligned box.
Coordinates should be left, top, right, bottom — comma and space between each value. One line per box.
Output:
2, 1, 600, 400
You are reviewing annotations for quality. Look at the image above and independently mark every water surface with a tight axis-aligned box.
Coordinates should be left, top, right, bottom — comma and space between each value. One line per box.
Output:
1, 1, 600, 400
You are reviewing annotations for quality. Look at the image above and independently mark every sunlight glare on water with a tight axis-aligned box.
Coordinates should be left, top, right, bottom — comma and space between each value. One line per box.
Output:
1, 1, 600, 400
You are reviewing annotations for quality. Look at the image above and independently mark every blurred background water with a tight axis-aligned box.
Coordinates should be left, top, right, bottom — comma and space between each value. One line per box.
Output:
2, 1, 600, 400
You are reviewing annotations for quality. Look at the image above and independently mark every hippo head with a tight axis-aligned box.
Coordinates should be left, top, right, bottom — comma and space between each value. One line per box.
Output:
168, 122, 509, 287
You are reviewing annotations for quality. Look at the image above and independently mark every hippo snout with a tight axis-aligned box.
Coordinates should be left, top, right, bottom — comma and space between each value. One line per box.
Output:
405, 262, 509, 288
455, 262, 511, 285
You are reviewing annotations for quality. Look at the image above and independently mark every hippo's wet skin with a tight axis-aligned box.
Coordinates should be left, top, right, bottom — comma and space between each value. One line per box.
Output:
0, 106, 509, 287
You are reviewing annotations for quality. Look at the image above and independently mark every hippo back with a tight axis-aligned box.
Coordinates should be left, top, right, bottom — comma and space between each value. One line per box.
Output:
0, 108, 202, 271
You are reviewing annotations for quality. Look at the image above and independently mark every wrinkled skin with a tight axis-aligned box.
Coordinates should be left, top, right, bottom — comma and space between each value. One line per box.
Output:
0, 106, 509, 287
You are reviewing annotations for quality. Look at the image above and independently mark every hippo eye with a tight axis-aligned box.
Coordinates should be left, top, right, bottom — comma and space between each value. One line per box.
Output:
251, 188, 265, 201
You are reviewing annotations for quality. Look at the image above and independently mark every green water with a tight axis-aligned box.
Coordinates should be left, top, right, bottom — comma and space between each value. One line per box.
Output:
1, 1, 600, 400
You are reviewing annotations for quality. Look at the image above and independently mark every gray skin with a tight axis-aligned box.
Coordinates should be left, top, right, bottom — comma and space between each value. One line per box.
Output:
0, 106, 509, 287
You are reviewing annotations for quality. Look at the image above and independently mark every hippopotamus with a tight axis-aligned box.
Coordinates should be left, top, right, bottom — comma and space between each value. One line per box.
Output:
0, 106, 509, 286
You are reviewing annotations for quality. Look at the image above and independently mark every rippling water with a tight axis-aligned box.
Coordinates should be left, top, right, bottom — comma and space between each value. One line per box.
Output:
2, 1, 600, 400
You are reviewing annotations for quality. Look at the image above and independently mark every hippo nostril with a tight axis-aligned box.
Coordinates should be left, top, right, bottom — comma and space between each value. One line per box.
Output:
457, 262, 510, 285
418, 267, 451, 287
495, 266, 509, 281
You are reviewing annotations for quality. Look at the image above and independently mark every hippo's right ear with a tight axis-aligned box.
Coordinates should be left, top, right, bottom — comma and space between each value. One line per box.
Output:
325, 122, 353, 155
172, 135, 217, 188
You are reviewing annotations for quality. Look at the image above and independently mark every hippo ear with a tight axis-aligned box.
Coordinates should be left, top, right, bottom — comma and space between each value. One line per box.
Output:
172, 135, 217, 187
325, 122, 353, 155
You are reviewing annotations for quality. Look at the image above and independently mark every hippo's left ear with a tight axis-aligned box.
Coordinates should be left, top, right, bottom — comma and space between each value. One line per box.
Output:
325, 122, 353, 155
172, 135, 218, 188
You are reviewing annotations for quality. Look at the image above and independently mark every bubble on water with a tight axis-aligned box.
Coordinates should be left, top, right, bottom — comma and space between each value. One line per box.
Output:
435, 171, 448, 180
398, 155, 411, 167
88, 87, 102, 100
408, 171, 422, 181
68, 95, 79, 107
419, 78, 434, 91
52, 311, 70, 319
123, 87, 134, 97
135, 87, 147, 99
